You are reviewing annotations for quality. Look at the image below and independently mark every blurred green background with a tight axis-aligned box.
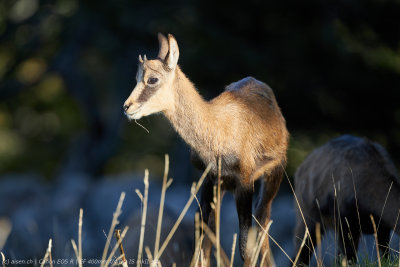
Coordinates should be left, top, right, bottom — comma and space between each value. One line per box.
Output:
1, 0, 400, 182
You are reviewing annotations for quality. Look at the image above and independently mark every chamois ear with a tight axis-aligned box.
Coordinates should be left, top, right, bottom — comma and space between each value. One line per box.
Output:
157, 33, 169, 60
166, 34, 179, 70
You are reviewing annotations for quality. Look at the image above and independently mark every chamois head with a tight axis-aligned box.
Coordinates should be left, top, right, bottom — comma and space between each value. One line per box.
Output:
123, 33, 179, 120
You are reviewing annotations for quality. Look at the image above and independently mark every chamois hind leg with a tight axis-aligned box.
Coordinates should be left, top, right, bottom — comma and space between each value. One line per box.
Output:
235, 186, 253, 266
254, 169, 283, 266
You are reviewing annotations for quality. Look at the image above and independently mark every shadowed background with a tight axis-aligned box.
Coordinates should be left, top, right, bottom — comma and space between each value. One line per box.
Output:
1, 0, 400, 180
0, 0, 400, 265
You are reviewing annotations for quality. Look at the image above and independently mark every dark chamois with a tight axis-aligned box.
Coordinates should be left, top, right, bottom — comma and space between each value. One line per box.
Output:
294, 135, 400, 265
124, 33, 289, 266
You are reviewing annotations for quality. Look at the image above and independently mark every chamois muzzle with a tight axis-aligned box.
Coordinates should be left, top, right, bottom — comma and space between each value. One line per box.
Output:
123, 103, 130, 112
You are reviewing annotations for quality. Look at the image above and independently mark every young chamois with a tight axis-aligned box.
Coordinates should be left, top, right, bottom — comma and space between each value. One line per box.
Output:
123, 33, 289, 266
294, 135, 400, 265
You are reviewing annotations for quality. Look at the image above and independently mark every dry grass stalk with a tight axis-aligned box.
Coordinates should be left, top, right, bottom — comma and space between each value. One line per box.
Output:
190, 191, 207, 267
351, 172, 363, 237
389, 209, 400, 247
157, 164, 211, 258
341, 257, 347, 267
194, 239, 205, 267
71, 208, 84, 267
78, 208, 83, 266
145, 246, 155, 266
351, 172, 371, 256
344, 217, 358, 262
377, 181, 393, 232
190, 212, 204, 267
200, 248, 205, 267
189, 172, 208, 267
246, 228, 258, 264
195, 212, 200, 249
1, 252, 5, 267
376, 245, 399, 255
114, 229, 128, 267
191, 237, 205, 267
0, 218, 11, 252
285, 163, 317, 266
249, 220, 272, 267
101, 192, 126, 267
153, 155, 170, 265
104, 226, 129, 267
48, 240, 53, 267
251, 231, 266, 267
40, 239, 53, 267
316, 222, 322, 267
71, 240, 79, 265
111, 255, 125, 267
292, 229, 309, 267
216, 157, 222, 267
230, 233, 237, 267
259, 248, 270, 267
253, 215, 293, 265
193, 190, 204, 233
332, 177, 348, 258
134, 119, 150, 133
267, 232, 291, 265
137, 169, 150, 267
189, 234, 205, 267
285, 169, 318, 262
370, 214, 381, 267
201, 221, 230, 267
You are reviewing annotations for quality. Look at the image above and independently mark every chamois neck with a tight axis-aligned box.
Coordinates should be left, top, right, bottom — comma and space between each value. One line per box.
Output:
164, 67, 217, 153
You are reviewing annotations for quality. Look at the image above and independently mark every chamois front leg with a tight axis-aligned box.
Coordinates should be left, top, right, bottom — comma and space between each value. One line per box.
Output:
235, 186, 253, 264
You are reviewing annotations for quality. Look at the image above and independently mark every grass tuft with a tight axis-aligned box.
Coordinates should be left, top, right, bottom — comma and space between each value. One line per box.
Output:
4, 157, 399, 267
71, 208, 83, 267
136, 169, 149, 267
101, 192, 126, 267
40, 239, 53, 267
1, 252, 5, 267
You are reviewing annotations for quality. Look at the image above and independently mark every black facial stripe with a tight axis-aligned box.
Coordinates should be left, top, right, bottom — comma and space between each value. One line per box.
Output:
137, 85, 160, 103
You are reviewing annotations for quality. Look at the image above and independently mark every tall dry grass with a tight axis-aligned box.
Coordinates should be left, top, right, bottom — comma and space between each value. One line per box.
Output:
1, 156, 400, 267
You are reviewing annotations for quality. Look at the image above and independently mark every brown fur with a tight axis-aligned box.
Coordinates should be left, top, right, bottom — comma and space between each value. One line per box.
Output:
124, 33, 289, 266
294, 135, 400, 265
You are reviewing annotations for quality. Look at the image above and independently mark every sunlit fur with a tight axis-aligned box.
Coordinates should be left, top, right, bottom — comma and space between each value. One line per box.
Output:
294, 135, 400, 265
124, 33, 289, 266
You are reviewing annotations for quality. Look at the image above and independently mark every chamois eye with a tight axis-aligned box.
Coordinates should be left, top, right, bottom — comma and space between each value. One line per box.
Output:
147, 77, 159, 85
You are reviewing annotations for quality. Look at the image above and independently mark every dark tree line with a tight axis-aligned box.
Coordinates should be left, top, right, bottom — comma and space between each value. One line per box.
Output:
0, 0, 399, 181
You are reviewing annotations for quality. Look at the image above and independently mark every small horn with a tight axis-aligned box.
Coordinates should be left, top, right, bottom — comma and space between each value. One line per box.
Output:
144, 55, 148, 61
138, 55, 143, 64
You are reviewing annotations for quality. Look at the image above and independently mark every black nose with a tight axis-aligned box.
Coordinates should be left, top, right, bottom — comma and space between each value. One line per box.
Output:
123, 104, 130, 112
